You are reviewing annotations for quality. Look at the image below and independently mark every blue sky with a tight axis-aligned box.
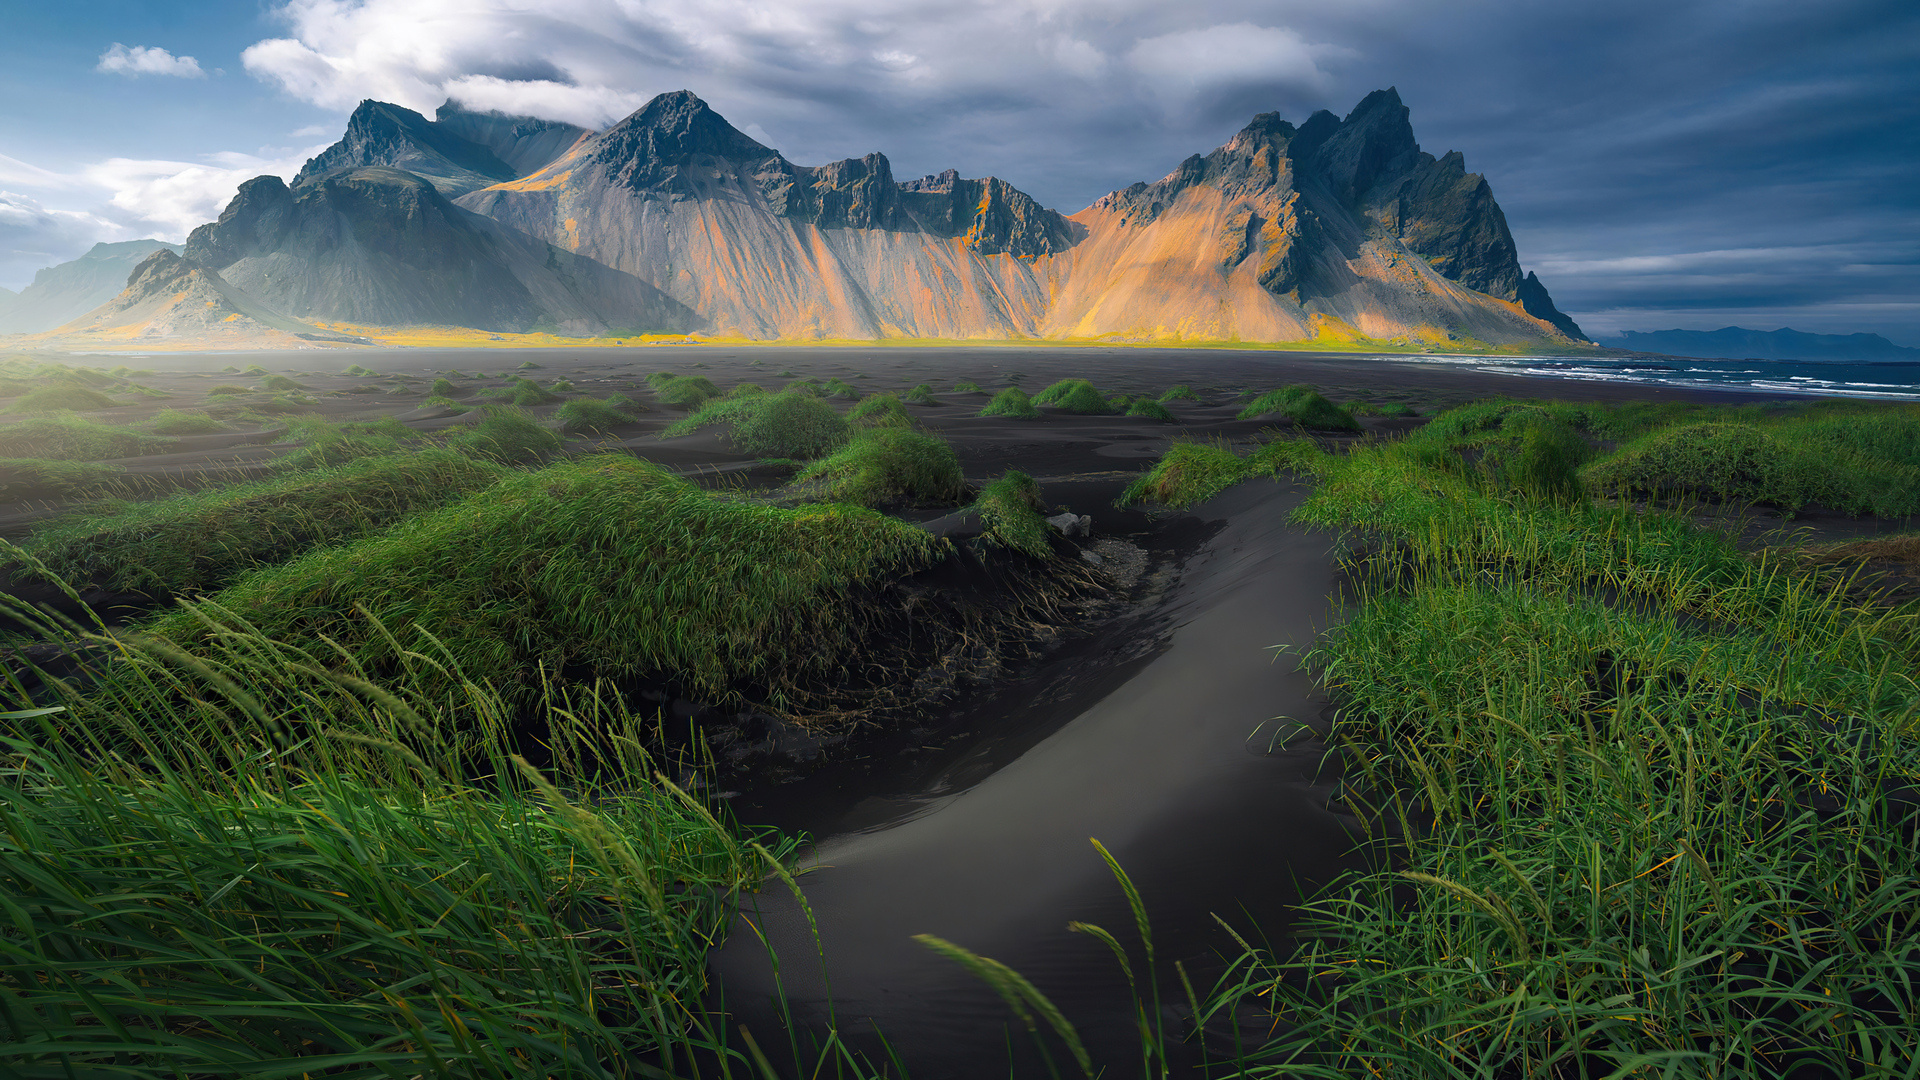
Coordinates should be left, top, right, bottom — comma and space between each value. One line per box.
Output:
3, 0, 1916, 343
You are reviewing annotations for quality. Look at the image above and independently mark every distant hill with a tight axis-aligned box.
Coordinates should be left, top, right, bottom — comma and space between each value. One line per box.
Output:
1604, 327, 1920, 362
0, 239, 181, 334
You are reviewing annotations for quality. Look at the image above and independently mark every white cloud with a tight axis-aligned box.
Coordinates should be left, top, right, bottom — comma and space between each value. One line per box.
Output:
0, 191, 129, 289
81, 146, 321, 240
233, 0, 1353, 170
1126, 23, 1344, 102
97, 43, 208, 79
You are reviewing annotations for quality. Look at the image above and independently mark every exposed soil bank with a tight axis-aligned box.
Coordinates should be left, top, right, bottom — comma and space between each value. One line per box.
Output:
715, 480, 1360, 1076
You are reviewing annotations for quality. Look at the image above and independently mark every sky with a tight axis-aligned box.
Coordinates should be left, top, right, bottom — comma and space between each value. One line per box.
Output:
2, 0, 1916, 344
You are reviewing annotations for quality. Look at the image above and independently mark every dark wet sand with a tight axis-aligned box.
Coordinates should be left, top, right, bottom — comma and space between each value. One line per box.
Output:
0, 346, 1853, 1074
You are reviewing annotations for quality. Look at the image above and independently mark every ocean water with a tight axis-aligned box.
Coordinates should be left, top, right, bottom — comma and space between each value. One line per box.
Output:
1384, 353, 1920, 402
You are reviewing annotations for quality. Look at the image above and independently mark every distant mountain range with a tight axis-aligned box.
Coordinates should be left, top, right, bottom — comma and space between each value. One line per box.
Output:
11, 89, 1591, 348
1601, 327, 1920, 362
0, 240, 180, 334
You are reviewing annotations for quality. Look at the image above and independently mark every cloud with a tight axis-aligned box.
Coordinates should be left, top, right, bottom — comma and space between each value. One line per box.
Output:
97, 43, 207, 79
235, 0, 1352, 159
81, 146, 321, 240
0, 191, 128, 289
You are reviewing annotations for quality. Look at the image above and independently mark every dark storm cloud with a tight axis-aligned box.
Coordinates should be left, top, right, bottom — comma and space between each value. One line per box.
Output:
155, 0, 1920, 343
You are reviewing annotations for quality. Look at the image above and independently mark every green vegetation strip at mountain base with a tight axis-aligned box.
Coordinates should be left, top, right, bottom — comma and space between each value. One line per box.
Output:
1202, 413, 1920, 1076
18, 449, 508, 594
146, 455, 946, 706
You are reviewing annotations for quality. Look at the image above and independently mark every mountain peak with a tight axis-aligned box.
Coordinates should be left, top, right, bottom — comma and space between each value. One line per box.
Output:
297, 99, 517, 195
598, 91, 773, 162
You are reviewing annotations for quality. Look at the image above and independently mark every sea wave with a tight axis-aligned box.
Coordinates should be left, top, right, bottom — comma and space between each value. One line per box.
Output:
1375, 354, 1920, 401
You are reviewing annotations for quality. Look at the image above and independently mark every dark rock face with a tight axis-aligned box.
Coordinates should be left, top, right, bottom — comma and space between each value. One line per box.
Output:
296, 101, 520, 196
1516, 272, 1587, 341
593, 90, 782, 194
1090, 86, 1583, 337
432, 101, 590, 177
897, 168, 1078, 258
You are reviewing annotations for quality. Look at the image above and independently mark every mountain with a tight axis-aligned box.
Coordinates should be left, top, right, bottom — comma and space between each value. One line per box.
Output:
294, 100, 590, 197
1602, 327, 1920, 362
0, 239, 182, 334
40, 248, 366, 346
461, 88, 1580, 343
181, 166, 695, 335
1049, 88, 1584, 343
35, 88, 1584, 347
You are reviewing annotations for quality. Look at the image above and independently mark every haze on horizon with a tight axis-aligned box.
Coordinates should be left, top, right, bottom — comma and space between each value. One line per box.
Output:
2, 0, 1915, 345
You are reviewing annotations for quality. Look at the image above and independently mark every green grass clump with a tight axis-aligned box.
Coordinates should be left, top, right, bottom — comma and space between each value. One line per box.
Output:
0, 416, 176, 460
664, 391, 848, 458
340, 364, 378, 377
777, 368, 797, 377
240, 363, 269, 376
21, 450, 508, 594
428, 377, 463, 397
734, 392, 849, 457
979, 387, 1039, 419
0, 458, 125, 500
645, 370, 676, 388
793, 428, 968, 507
0, 599, 774, 1077
848, 392, 915, 430
1119, 438, 1325, 506
146, 409, 228, 435
1119, 442, 1254, 506
1349, 401, 1418, 417
1032, 378, 1114, 414
447, 405, 564, 463
481, 376, 561, 407
1217, 415, 1920, 1074
273, 416, 414, 471
1158, 385, 1201, 403
206, 384, 252, 397
905, 383, 939, 406
1584, 416, 1920, 516
605, 392, 645, 412
971, 470, 1053, 558
822, 378, 859, 400
1125, 398, 1175, 422
5, 385, 121, 413
785, 378, 823, 397
145, 456, 944, 702
553, 397, 640, 434
725, 382, 767, 399
548, 378, 574, 393
655, 375, 720, 408
257, 374, 307, 392
517, 360, 542, 369
1236, 385, 1361, 430
953, 380, 983, 393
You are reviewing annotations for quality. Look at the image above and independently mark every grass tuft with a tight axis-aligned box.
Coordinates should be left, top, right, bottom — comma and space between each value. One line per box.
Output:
849, 392, 915, 430
971, 470, 1054, 558
792, 427, 969, 507
979, 386, 1039, 419
1236, 385, 1360, 430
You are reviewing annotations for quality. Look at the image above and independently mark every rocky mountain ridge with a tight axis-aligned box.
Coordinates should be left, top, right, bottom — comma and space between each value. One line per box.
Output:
22, 88, 1588, 347
1601, 327, 1920, 362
